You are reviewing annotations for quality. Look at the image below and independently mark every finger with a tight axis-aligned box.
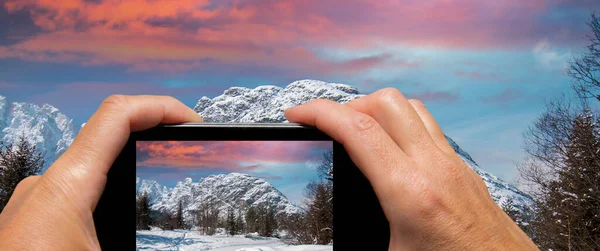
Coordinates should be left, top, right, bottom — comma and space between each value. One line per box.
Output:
44, 95, 203, 209
407, 99, 456, 156
345, 88, 437, 158
285, 99, 411, 195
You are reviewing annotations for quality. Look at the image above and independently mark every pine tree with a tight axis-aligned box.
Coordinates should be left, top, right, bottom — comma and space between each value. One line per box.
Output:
0, 135, 44, 212
551, 111, 600, 250
245, 207, 259, 233
136, 192, 152, 230
175, 200, 184, 229
522, 108, 600, 250
226, 207, 236, 236
305, 182, 333, 244
263, 206, 277, 237
500, 197, 533, 234
235, 210, 244, 234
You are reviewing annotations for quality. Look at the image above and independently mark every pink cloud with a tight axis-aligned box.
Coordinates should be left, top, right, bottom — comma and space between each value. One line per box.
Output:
481, 88, 523, 104
407, 90, 459, 103
454, 71, 501, 81
1, 0, 585, 74
0, 82, 19, 89
136, 141, 332, 172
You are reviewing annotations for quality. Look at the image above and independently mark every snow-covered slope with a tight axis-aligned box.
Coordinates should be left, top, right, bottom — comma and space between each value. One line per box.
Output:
193, 79, 533, 209
194, 80, 361, 122
136, 177, 170, 205
137, 173, 302, 225
0, 95, 79, 171
137, 229, 332, 251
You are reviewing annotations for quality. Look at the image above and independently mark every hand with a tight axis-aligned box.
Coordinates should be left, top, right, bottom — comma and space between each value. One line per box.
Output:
285, 88, 538, 250
0, 95, 203, 250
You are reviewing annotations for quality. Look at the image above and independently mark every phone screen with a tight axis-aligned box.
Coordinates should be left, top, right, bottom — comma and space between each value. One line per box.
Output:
135, 140, 334, 250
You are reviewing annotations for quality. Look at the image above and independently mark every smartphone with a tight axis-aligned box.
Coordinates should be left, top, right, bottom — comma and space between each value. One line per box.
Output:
93, 123, 390, 250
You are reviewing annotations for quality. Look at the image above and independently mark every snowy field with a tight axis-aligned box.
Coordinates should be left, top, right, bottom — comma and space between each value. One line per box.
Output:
136, 230, 333, 251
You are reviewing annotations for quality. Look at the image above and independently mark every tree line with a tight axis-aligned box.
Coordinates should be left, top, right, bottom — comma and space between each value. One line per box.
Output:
136, 192, 287, 237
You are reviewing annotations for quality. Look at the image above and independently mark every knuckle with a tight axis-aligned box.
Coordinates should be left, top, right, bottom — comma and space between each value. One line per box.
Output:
101, 95, 129, 110
377, 88, 405, 106
415, 180, 445, 219
435, 152, 470, 186
349, 112, 377, 132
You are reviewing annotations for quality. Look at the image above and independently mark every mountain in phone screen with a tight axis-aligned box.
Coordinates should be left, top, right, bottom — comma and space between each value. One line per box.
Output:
136, 140, 333, 250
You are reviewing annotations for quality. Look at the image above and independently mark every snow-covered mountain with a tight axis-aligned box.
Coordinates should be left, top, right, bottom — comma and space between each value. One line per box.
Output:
1, 79, 533, 211
136, 173, 302, 224
193, 80, 533, 210
136, 177, 170, 205
0, 96, 79, 170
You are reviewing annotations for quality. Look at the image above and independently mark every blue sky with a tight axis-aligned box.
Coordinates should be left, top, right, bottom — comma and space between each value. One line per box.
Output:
1, 0, 599, 186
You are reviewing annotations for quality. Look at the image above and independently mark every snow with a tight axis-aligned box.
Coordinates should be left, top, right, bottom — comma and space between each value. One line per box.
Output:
193, 80, 361, 123
137, 173, 303, 225
0, 96, 79, 171
136, 230, 332, 251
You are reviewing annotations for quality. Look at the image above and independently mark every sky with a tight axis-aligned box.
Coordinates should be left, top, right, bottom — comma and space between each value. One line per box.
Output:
0, 0, 599, 186
136, 140, 332, 205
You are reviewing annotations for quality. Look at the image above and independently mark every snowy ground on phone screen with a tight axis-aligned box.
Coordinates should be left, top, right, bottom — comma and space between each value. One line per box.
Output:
136, 230, 332, 251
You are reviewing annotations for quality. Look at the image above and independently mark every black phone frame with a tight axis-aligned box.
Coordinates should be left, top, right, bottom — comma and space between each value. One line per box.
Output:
93, 123, 390, 250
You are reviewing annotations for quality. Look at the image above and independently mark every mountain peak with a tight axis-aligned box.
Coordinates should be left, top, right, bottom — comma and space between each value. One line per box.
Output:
194, 79, 362, 123
0, 98, 79, 171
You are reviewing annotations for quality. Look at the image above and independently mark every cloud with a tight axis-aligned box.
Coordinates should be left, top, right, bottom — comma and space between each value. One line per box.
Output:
481, 89, 523, 104
0, 0, 592, 75
136, 141, 333, 172
0, 81, 18, 88
454, 71, 501, 81
407, 90, 459, 103
256, 175, 283, 181
305, 160, 319, 170
532, 39, 571, 71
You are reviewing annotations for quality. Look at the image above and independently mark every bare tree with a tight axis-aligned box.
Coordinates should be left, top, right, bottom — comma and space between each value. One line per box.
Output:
518, 96, 575, 198
317, 149, 333, 182
197, 196, 219, 235
568, 13, 600, 101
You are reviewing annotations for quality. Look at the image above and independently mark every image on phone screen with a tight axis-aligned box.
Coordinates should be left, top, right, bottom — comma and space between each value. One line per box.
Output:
135, 140, 334, 251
